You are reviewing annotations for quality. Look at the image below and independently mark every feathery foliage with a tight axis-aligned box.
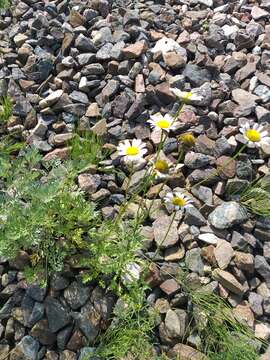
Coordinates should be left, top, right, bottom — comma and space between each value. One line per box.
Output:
240, 174, 270, 218
0, 96, 12, 123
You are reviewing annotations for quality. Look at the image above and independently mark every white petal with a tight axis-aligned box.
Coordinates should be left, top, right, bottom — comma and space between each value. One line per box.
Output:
260, 131, 269, 138
164, 113, 174, 123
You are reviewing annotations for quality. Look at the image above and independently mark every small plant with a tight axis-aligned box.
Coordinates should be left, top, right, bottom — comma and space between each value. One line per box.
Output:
0, 96, 12, 123
0, 147, 99, 283
0, 0, 9, 10
68, 131, 106, 172
173, 270, 263, 360
96, 302, 157, 360
240, 174, 270, 218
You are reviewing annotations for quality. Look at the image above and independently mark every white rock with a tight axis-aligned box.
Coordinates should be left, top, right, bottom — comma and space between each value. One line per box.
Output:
39, 90, 63, 109
198, 233, 220, 245
151, 37, 187, 59
222, 25, 239, 38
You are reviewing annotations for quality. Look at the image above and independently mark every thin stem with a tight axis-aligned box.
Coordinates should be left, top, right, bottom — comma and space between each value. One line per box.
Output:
192, 144, 247, 189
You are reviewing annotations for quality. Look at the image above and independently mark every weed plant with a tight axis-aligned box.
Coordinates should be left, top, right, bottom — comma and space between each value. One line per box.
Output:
0, 96, 12, 123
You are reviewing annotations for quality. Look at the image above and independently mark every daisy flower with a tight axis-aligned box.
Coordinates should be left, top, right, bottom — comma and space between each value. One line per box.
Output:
164, 191, 193, 211
239, 122, 270, 148
150, 158, 172, 179
148, 113, 176, 132
170, 88, 203, 103
117, 139, 147, 163
178, 132, 196, 148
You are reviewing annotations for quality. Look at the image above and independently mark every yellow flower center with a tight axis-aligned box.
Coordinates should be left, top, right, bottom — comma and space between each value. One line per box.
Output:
245, 129, 261, 142
154, 160, 169, 174
126, 146, 139, 156
179, 133, 196, 147
156, 119, 170, 129
172, 196, 186, 207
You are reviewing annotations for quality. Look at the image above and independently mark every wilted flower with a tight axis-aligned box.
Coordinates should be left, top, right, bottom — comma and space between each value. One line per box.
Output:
240, 122, 270, 148
164, 191, 193, 211
178, 132, 196, 148
170, 88, 203, 103
117, 139, 147, 163
148, 113, 177, 132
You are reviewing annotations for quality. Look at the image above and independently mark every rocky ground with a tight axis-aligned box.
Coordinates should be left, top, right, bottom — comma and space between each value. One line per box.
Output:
1, 0, 270, 359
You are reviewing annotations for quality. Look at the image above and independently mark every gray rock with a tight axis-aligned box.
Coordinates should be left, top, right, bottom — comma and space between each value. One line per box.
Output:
45, 297, 71, 333
74, 302, 100, 343
26, 285, 46, 302
57, 325, 73, 351
10, 336, 39, 360
153, 215, 179, 249
248, 292, 263, 316
82, 64, 105, 76
64, 281, 90, 310
75, 34, 97, 52
184, 64, 212, 87
184, 152, 212, 169
101, 80, 120, 100
28, 302, 44, 327
96, 43, 113, 61
78, 348, 96, 360
254, 85, 270, 103
164, 309, 188, 338
78, 174, 101, 195
185, 248, 204, 275
191, 186, 213, 205
209, 202, 249, 229
69, 91, 89, 104
184, 206, 207, 226
255, 256, 270, 287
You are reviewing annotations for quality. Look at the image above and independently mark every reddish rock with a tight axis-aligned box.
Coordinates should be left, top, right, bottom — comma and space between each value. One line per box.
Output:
122, 41, 148, 59
163, 52, 186, 69
66, 330, 87, 352
43, 147, 70, 161
160, 279, 180, 296
216, 156, 236, 179
168, 343, 207, 360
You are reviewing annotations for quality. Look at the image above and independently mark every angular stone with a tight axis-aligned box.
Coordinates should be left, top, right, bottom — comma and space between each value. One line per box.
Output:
185, 248, 204, 275
214, 240, 234, 270
212, 269, 244, 295
64, 282, 90, 310
45, 297, 71, 333
232, 301, 254, 328
255, 255, 270, 287
122, 41, 148, 59
234, 252, 254, 273
251, 6, 269, 20
39, 90, 63, 109
153, 215, 179, 248
75, 34, 97, 52
160, 279, 180, 296
169, 343, 206, 360
85, 103, 100, 118
184, 64, 212, 87
163, 52, 186, 69
78, 174, 101, 195
30, 319, 56, 345
208, 202, 249, 229
232, 88, 259, 107
184, 207, 207, 226
165, 309, 188, 338
10, 336, 39, 360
